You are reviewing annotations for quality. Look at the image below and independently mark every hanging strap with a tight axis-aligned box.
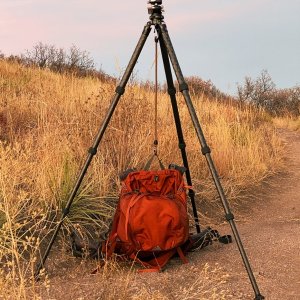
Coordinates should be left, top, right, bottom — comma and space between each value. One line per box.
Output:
144, 154, 165, 170
154, 35, 159, 154
144, 34, 165, 171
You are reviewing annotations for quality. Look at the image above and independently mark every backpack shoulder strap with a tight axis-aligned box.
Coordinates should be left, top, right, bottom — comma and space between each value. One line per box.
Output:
184, 227, 232, 252
102, 202, 122, 258
130, 246, 188, 273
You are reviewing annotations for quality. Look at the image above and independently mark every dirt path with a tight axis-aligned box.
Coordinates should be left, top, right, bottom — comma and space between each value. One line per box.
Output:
39, 129, 300, 300
192, 128, 300, 299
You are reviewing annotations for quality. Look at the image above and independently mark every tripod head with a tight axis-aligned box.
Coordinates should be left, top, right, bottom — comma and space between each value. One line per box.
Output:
148, 0, 162, 7
148, 0, 164, 22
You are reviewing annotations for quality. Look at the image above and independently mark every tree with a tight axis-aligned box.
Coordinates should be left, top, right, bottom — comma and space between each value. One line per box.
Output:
237, 70, 275, 107
66, 45, 95, 75
237, 70, 300, 116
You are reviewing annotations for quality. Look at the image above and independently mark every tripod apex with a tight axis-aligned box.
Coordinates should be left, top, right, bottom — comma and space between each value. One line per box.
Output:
148, 0, 162, 5
148, 0, 162, 10
148, 0, 164, 21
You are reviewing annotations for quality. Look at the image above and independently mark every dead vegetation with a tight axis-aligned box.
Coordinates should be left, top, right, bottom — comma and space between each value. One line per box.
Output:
0, 59, 285, 299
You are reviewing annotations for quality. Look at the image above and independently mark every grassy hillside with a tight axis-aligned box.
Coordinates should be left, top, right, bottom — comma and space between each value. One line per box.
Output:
0, 60, 284, 298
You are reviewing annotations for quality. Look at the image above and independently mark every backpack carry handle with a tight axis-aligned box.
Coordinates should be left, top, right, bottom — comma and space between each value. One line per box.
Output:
144, 153, 165, 170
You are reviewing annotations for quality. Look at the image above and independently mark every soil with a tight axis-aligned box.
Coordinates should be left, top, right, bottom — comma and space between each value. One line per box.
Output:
37, 129, 300, 300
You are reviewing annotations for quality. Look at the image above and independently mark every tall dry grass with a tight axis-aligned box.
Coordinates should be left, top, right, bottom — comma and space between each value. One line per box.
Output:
0, 60, 284, 298
273, 116, 300, 131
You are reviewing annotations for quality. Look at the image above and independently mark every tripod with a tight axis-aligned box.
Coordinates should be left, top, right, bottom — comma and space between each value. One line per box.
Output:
35, 1, 264, 299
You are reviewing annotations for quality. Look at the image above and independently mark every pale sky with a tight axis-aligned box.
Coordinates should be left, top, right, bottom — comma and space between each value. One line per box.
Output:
1, 0, 300, 95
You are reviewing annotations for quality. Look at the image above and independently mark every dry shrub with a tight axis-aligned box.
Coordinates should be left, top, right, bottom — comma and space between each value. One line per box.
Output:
0, 60, 284, 298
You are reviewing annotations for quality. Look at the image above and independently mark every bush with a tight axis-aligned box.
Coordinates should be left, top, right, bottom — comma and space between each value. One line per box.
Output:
237, 70, 300, 116
184, 76, 231, 100
22, 42, 95, 76
1, 43, 114, 81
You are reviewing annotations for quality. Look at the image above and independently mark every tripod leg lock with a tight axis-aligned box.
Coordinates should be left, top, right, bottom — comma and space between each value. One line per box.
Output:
88, 147, 97, 156
201, 145, 211, 155
115, 86, 125, 95
225, 213, 235, 221
188, 190, 195, 198
178, 142, 186, 150
168, 87, 176, 96
179, 82, 189, 92
62, 208, 70, 216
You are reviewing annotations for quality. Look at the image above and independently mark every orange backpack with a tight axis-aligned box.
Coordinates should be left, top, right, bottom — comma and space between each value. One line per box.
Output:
103, 167, 190, 271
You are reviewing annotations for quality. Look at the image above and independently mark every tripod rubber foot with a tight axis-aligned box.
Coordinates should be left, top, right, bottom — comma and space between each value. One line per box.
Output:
254, 294, 265, 300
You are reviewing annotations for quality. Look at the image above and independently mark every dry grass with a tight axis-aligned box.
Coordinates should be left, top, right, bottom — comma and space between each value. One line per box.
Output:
273, 116, 300, 131
0, 60, 284, 298
28, 257, 231, 300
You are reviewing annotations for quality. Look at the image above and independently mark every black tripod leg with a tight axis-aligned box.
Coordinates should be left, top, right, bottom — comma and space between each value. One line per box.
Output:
34, 23, 152, 279
158, 23, 264, 300
158, 31, 200, 233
